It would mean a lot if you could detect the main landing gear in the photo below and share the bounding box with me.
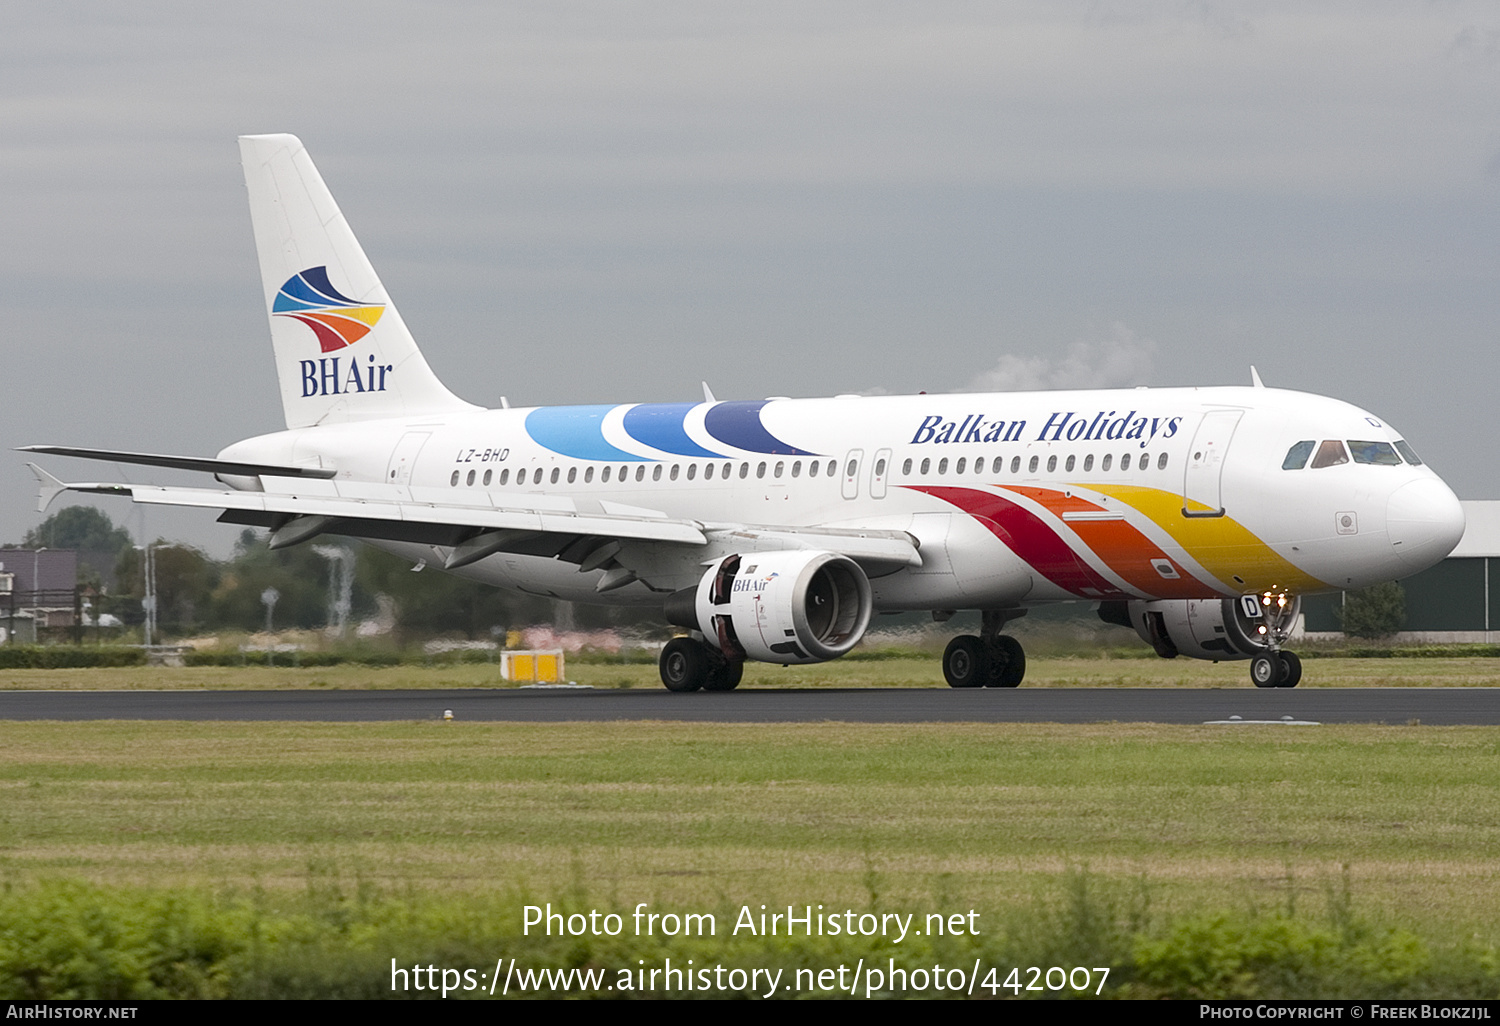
[659,636,743,692]
[943,610,1027,688]
[1250,650,1302,688]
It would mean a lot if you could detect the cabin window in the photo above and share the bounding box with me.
[483,469,492,486]
[1065,455,1075,472]
[809,460,820,478]
[1310,440,1349,469]
[636,465,646,482]
[1101,454,1112,471]
[687,464,697,480]
[955,457,966,474]
[1028,456,1039,473]
[1348,440,1402,466]
[902,458,912,475]
[670,465,680,481]
[1157,453,1168,470]
[827,460,837,477]
[567,467,576,484]
[551,468,561,484]
[499,469,510,485]
[467,469,476,486]
[517,468,527,485]
[722,462,731,478]
[601,466,611,483]
[1120,454,1131,471]
[1394,440,1422,465]
[704,463,714,480]
[450,471,460,486]
[740,463,749,479]
[1083,454,1093,472]
[653,465,663,481]
[921,458,931,475]
[938,458,948,475]
[1011,456,1021,473]
[791,461,801,478]
[875,458,887,477]
[1046,455,1057,473]
[757,462,767,479]
[974,457,985,473]
[1282,440,1314,470]
[772,461,782,478]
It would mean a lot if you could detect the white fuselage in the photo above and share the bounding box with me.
[219,384,1465,610]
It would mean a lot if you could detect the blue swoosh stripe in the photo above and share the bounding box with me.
[525,405,649,462]
[622,403,724,458]
[703,400,818,456]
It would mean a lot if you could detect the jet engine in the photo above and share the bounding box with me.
[1101,595,1302,661]
[664,550,873,664]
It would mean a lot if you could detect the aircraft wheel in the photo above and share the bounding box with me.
[943,635,989,688]
[660,637,710,692]
[703,659,744,692]
[1250,653,1282,688]
[1277,651,1302,688]
[986,634,1026,688]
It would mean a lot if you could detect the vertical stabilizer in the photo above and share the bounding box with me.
[239,134,479,429]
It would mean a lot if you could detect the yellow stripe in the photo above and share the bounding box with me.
[1089,484,1328,594]
[334,305,385,328]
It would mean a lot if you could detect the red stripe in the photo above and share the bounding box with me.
[909,485,1123,597]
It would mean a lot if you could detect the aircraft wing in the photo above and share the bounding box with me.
[26,464,920,577]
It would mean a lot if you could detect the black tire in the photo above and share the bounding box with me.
[1277,651,1302,688]
[660,637,709,692]
[987,634,1026,688]
[943,635,989,688]
[1250,653,1282,688]
[703,659,744,692]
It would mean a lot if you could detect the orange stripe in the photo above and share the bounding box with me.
[1000,486,1212,598]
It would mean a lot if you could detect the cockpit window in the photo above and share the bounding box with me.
[1347,440,1402,466]
[1394,440,1423,466]
[1282,440,1314,470]
[1309,439,1349,469]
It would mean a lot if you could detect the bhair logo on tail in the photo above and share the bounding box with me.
[273,266,385,353]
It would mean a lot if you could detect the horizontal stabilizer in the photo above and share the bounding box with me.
[17,446,337,479]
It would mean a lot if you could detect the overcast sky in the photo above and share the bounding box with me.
[4,1,1497,554]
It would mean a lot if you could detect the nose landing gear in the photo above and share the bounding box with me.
[1247,591,1302,688]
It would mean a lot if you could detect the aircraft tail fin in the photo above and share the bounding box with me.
[238,134,479,430]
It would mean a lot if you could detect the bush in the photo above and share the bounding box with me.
[1336,582,1406,639]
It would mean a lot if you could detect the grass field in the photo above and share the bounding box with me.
[7,654,1500,690]
[3,664,1499,998]
[3,720,1498,928]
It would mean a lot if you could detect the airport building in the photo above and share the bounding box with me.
[1301,500,1500,642]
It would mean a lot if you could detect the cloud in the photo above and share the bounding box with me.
[965,323,1157,393]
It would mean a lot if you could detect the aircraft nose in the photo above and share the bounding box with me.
[1387,478,1465,574]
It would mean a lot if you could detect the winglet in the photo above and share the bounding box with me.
[1250,366,1266,388]
[27,463,69,514]
[702,381,717,402]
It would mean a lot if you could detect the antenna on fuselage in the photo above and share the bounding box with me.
[702,381,717,402]
[1250,366,1266,388]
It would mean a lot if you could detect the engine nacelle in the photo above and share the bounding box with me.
[664,550,873,664]
[1112,595,1302,661]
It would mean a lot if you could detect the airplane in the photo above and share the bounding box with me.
[20,134,1467,691]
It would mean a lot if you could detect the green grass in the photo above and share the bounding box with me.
[2,722,1498,924]
[2,721,1499,998]
[8,655,1500,690]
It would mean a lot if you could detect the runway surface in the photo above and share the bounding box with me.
[3,687,1500,724]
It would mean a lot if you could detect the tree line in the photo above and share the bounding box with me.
[9,505,657,642]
